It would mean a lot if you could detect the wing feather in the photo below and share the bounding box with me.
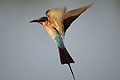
[46,7,66,38]
[63,5,92,33]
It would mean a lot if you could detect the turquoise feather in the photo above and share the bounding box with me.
[54,33,65,49]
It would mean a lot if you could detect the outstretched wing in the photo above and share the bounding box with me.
[46,7,66,39]
[63,5,91,33]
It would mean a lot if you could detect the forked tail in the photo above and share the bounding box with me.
[58,46,75,80]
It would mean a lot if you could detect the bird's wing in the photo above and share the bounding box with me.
[63,5,91,33]
[46,7,66,39]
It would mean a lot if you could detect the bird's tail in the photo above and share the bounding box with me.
[58,46,75,80]
[57,46,75,64]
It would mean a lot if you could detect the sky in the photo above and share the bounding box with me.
[0,0,120,80]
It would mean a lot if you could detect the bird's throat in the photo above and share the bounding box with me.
[40,22,46,28]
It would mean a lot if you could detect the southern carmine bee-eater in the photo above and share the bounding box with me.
[30,5,91,80]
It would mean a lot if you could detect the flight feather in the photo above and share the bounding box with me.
[63,5,91,33]
[46,7,66,38]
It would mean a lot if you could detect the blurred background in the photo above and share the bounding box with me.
[0,0,120,80]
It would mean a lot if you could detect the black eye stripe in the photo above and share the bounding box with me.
[38,17,47,22]
[39,20,46,22]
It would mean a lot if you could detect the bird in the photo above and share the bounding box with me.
[30,5,91,80]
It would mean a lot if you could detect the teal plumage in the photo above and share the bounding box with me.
[54,33,65,49]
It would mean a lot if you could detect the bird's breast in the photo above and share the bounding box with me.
[43,25,57,39]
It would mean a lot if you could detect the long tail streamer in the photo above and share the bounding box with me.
[68,63,75,80]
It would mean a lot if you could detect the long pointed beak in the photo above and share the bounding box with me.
[29,19,39,23]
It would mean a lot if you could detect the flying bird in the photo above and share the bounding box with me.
[30,5,91,80]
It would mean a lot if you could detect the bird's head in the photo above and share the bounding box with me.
[29,17,47,25]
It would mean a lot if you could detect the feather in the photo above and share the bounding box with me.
[63,4,92,33]
[46,7,66,38]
